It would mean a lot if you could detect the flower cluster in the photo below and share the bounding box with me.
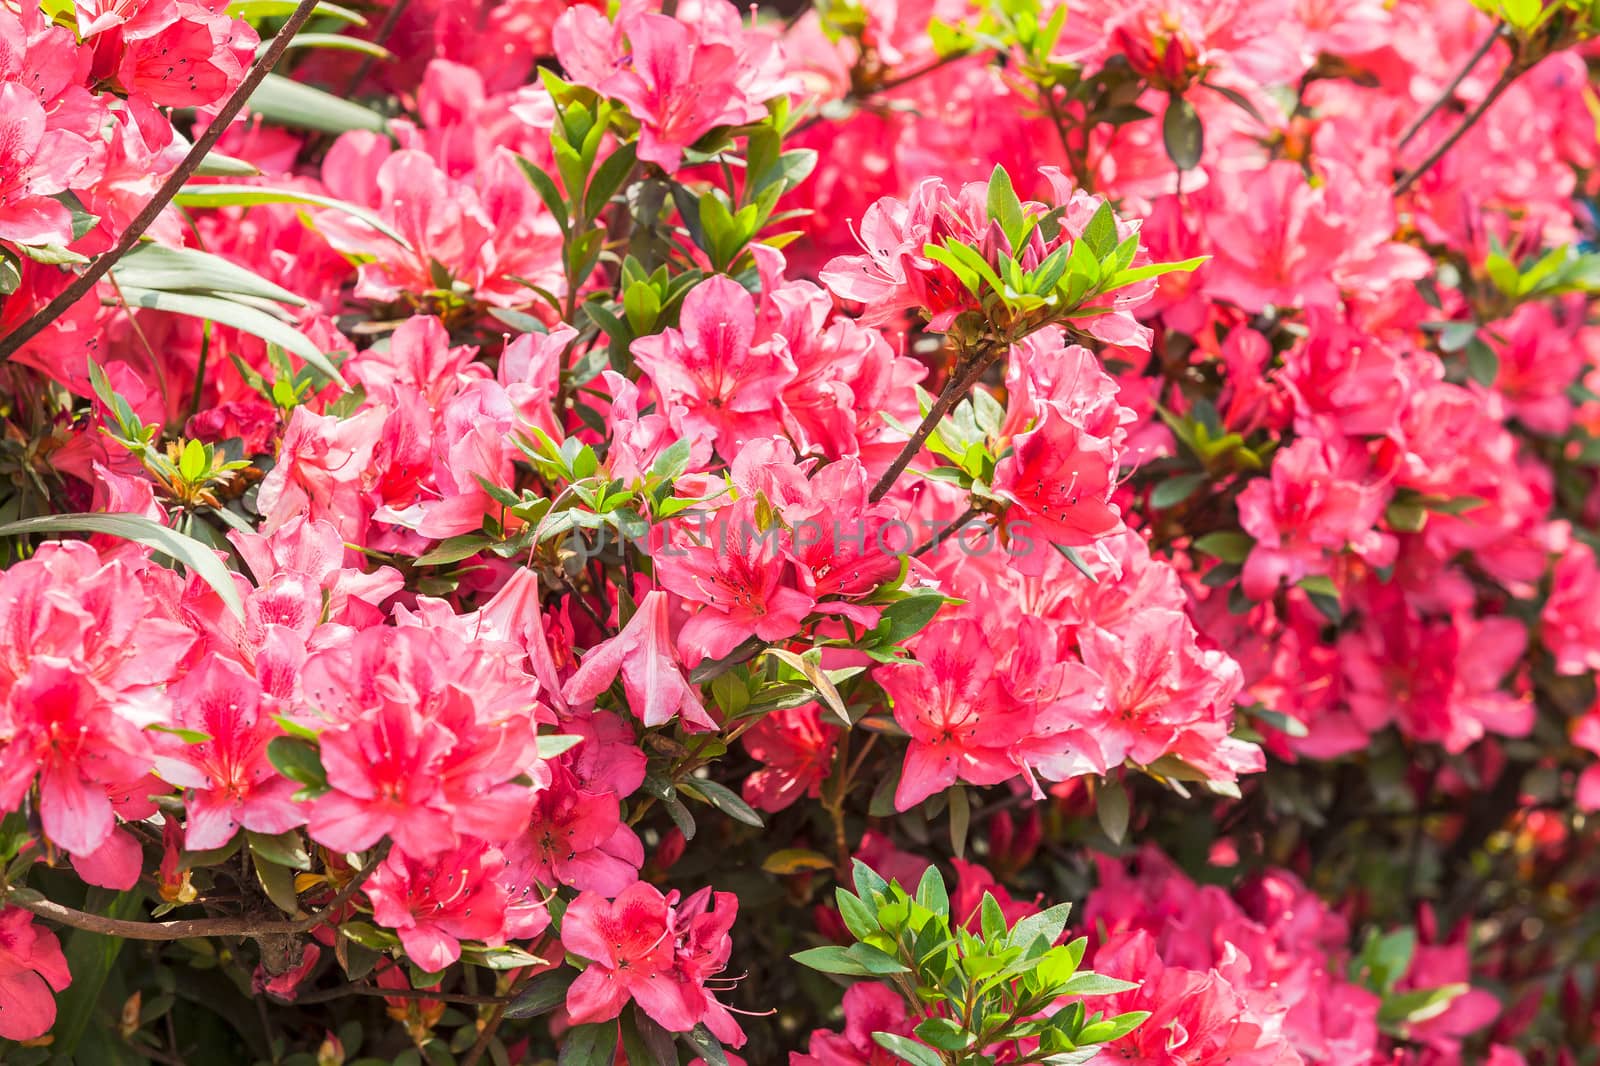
[2,0,1599,1062]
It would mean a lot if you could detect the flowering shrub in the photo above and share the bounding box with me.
[3,0,1600,1063]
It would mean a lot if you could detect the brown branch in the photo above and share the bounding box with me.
[5,841,387,942]
[289,984,515,1007]
[0,0,323,362]
[869,342,1002,503]
[1395,27,1503,149]
[911,505,983,557]
[1393,63,1523,196]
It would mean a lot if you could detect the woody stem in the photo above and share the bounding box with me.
[1393,61,1523,196]
[1396,26,1503,149]
[869,342,1003,504]
[0,0,322,363]
[5,840,386,941]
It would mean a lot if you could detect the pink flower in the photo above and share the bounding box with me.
[160,654,305,851]
[793,981,915,1066]
[502,765,643,895]
[0,82,92,246]
[1237,436,1393,599]
[1076,609,1256,777]
[631,275,797,454]
[1542,541,1600,677]
[0,907,71,1042]
[562,881,691,1029]
[553,3,788,173]
[992,406,1124,551]
[876,619,1028,810]
[656,497,816,663]
[563,589,718,731]
[562,881,744,1043]
[740,701,838,812]
[0,662,156,860]
[364,841,510,971]
[302,626,543,859]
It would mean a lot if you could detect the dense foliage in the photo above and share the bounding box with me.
[3,0,1600,1063]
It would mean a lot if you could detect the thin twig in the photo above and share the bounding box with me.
[869,343,1002,503]
[290,984,516,1006]
[342,0,411,96]
[911,505,983,557]
[6,841,387,941]
[793,52,976,136]
[1393,63,1522,196]
[0,0,323,363]
[1396,27,1503,149]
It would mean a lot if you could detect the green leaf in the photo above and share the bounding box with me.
[682,1024,730,1066]
[1010,902,1072,953]
[517,155,570,231]
[871,1033,944,1066]
[1464,335,1500,386]
[584,142,639,222]
[227,0,366,23]
[559,1022,619,1066]
[985,164,1026,249]
[254,852,302,915]
[1077,1010,1150,1044]
[1060,971,1140,996]
[1379,983,1469,1027]
[1192,531,1253,563]
[1096,777,1130,845]
[913,1017,970,1052]
[1161,94,1204,171]
[248,73,390,134]
[114,286,348,388]
[50,889,145,1056]
[1106,255,1209,288]
[174,184,412,250]
[914,864,950,919]
[1385,498,1427,533]
[836,888,880,940]
[852,857,889,901]
[875,590,949,646]
[0,248,20,296]
[1081,201,1119,259]
[415,534,495,565]
[247,828,311,870]
[535,733,585,759]
[194,150,263,177]
[792,945,878,976]
[682,776,764,828]
[280,32,392,57]
[504,970,577,1019]
[1150,472,1206,509]
[0,513,245,621]
[620,1005,678,1065]
[267,736,329,792]
[112,242,308,306]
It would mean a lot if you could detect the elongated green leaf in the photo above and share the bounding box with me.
[0,513,244,620]
[175,184,412,249]
[115,287,348,388]
[1162,95,1204,171]
[504,970,577,1019]
[871,1033,944,1066]
[112,242,308,306]
[195,150,263,177]
[277,32,392,57]
[227,0,366,23]
[249,73,389,134]
[49,889,145,1056]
